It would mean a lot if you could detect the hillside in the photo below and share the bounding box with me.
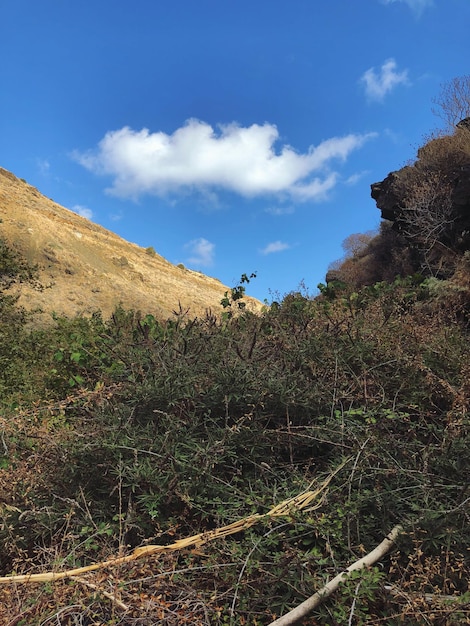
[0,167,261,323]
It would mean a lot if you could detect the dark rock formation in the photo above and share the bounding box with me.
[329,122,470,287]
[371,123,470,252]
[457,116,470,131]
[370,166,416,222]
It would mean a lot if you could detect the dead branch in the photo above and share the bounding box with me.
[0,459,349,585]
[268,524,403,626]
[71,576,129,611]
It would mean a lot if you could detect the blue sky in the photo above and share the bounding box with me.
[1,0,469,303]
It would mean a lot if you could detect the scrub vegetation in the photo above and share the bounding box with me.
[0,87,469,624]
[1,253,469,624]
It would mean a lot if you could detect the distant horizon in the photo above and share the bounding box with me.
[1,0,469,302]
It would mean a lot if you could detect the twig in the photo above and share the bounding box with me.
[346,437,370,551]
[230,522,291,622]
[384,584,470,605]
[348,581,361,626]
[121,562,238,586]
[37,604,84,625]
[71,576,129,611]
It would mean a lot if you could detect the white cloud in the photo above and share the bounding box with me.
[184,237,215,267]
[265,205,295,216]
[345,171,369,185]
[384,128,406,144]
[380,0,434,15]
[71,204,93,220]
[37,158,50,175]
[74,119,376,202]
[260,241,291,255]
[360,58,409,101]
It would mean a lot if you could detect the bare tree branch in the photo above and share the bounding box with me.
[399,171,455,249]
[432,75,470,130]
[267,525,403,626]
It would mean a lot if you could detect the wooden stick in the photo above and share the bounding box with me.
[268,525,403,626]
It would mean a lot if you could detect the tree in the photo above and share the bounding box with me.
[326,230,381,286]
[341,231,376,258]
[432,75,470,130]
[0,236,36,321]
[399,171,455,249]
[0,237,39,399]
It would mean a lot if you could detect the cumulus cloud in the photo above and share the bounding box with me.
[184,237,215,267]
[260,241,291,255]
[72,204,93,220]
[380,0,433,15]
[360,59,409,101]
[74,119,376,202]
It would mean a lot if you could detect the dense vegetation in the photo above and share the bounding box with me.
[0,84,469,624]
[0,244,469,624]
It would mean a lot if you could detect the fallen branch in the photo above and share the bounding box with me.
[268,524,403,626]
[0,459,349,584]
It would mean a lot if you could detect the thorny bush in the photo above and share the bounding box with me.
[0,265,469,623]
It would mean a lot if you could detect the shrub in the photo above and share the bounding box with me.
[0,261,469,623]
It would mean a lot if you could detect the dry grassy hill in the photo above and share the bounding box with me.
[0,167,261,323]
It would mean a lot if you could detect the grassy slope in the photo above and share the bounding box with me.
[0,167,261,324]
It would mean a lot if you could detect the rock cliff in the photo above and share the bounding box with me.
[371,121,470,253]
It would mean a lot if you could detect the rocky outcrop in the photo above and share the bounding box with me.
[457,116,470,131]
[371,123,470,252]
[370,166,416,222]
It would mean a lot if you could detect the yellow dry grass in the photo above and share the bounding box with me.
[0,167,262,324]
